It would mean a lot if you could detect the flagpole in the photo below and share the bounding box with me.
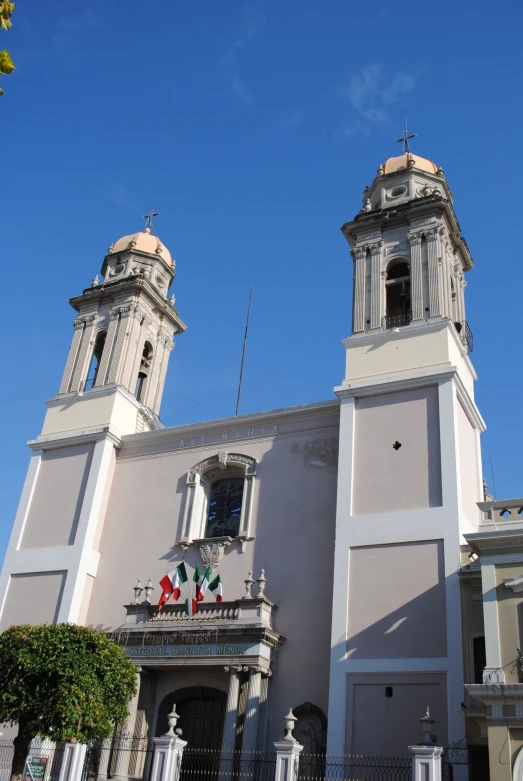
[235,287,253,417]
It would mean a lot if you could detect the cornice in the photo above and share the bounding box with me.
[28,425,122,452]
[119,399,340,451]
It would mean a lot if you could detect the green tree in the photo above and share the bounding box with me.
[0,624,137,781]
[0,1,16,95]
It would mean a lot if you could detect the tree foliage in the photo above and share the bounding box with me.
[0,624,137,781]
[0,1,16,95]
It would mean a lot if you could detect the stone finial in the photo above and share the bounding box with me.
[377,163,384,176]
[282,708,297,742]
[132,578,143,605]
[243,571,254,599]
[436,167,445,176]
[91,275,99,287]
[364,198,372,213]
[421,183,432,197]
[107,243,114,254]
[420,706,436,745]
[143,578,154,604]
[164,706,180,737]
[169,293,176,306]
[256,569,267,598]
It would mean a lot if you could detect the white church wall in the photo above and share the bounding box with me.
[352,386,442,514]
[457,400,482,529]
[0,571,66,630]
[346,540,447,659]
[20,443,94,549]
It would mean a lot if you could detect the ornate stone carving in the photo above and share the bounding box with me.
[407,233,422,246]
[351,248,367,261]
[369,241,383,256]
[196,538,232,571]
[425,229,438,241]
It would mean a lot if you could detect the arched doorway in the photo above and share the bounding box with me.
[156,686,226,749]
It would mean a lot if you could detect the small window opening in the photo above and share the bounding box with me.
[85,331,106,390]
[385,686,393,698]
[205,478,244,539]
[500,509,511,520]
[385,261,411,328]
[135,342,153,402]
[392,441,402,450]
[472,635,486,684]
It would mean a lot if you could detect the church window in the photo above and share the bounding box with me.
[178,452,257,549]
[135,341,153,402]
[472,634,486,684]
[85,331,106,389]
[384,259,411,329]
[205,478,244,538]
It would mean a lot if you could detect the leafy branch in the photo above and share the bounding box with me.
[0,1,16,96]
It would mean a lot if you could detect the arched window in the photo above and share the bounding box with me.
[385,259,411,329]
[205,478,244,538]
[179,452,257,549]
[135,341,153,402]
[85,330,106,389]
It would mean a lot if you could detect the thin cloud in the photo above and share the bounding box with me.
[267,109,304,134]
[222,1,265,103]
[337,63,418,137]
[106,184,142,215]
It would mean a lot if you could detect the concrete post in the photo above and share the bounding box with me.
[408,745,443,781]
[57,742,87,781]
[151,706,187,781]
[220,667,241,752]
[274,709,303,781]
[112,669,142,781]
[96,738,112,781]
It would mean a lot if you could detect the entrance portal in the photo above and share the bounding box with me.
[156,686,227,749]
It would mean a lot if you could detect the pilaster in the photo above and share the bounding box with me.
[426,229,441,317]
[369,242,382,330]
[59,321,84,394]
[352,248,366,334]
[70,315,97,392]
[408,232,423,321]
[95,312,119,387]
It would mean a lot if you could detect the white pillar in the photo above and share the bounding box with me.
[369,243,382,330]
[274,710,303,781]
[112,670,142,781]
[426,230,441,318]
[241,667,262,752]
[221,667,241,752]
[96,738,112,781]
[408,232,423,322]
[481,561,505,682]
[352,248,366,334]
[408,745,443,781]
[151,706,187,781]
[57,742,88,781]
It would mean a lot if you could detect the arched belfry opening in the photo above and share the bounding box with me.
[384,259,411,328]
[86,330,106,389]
[135,341,154,403]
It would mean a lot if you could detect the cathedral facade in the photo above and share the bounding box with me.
[0,149,485,765]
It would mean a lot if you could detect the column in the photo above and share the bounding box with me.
[107,307,134,385]
[426,229,441,317]
[351,248,366,334]
[111,669,142,781]
[95,311,120,387]
[70,316,97,392]
[119,309,143,391]
[152,340,174,415]
[221,667,241,752]
[241,667,262,752]
[59,321,84,394]
[96,739,112,781]
[481,562,505,683]
[408,233,423,321]
[369,242,382,330]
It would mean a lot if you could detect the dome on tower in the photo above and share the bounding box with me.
[383,152,439,175]
[109,228,174,268]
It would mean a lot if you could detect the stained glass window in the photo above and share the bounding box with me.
[205,478,244,538]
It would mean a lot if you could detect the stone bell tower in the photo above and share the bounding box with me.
[45,220,187,439]
[327,145,486,755]
[0,218,186,630]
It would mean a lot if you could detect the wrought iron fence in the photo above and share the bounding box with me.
[383,312,412,330]
[0,739,67,781]
[82,737,154,781]
[180,749,276,781]
[297,753,411,781]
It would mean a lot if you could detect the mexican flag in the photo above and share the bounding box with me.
[209,574,223,602]
[172,563,188,601]
[196,567,211,602]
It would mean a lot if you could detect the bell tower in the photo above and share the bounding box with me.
[44,220,187,439]
[327,145,486,754]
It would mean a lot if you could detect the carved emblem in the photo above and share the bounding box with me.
[196,539,232,571]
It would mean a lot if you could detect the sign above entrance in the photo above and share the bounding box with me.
[123,642,270,660]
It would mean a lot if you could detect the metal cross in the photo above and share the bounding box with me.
[142,210,159,231]
[396,120,416,154]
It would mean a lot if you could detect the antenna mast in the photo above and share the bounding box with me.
[235,287,253,417]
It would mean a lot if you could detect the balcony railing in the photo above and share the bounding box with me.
[383,311,411,330]
[453,320,473,353]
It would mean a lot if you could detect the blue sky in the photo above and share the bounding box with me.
[1,0,522,564]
